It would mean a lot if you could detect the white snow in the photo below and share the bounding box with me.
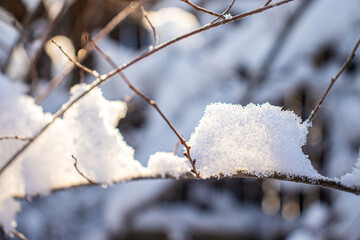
[147,152,189,178]
[340,150,360,188]
[0,75,147,229]
[188,102,320,179]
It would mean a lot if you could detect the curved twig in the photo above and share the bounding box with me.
[72,155,98,185]
[307,38,360,122]
[211,0,236,24]
[182,0,225,20]
[140,2,158,49]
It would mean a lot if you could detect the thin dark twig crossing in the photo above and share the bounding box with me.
[72,155,98,185]
[307,38,360,122]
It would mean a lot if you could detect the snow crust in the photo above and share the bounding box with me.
[188,103,320,179]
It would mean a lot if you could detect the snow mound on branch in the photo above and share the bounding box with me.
[0,76,146,229]
[340,151,360,188]
[188,103,320,179]
[147,152,190,178]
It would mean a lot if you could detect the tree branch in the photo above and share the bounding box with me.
[211,0,235,24]
[35,1,141,104]
[0,135,32,141]
[13,169,360,199]
[307,37,360,122]
[51,40,100,78]
[140,1,158,49]
[264,0,273,7]
[181,0,225,20]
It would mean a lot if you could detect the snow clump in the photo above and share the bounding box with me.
[188,102,321,179]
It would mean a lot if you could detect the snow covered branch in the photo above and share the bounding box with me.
[1,0,360,238]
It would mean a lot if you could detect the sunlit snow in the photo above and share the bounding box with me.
[188,102,321,179]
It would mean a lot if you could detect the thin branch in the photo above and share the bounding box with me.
[255,0,313,83]
[35,1,141,104]
[72,155,98,185]
[13,169,360,199]
[0,7,26,42]
[307,38,360,122]
[26,0,71,94]
[211,0,236,24]
[51,40,100,78]
[86,36,201,178]
[0,0,295,178]
[0,136,32,141]
[11,230,27,240]
[182,0,225,20]
[264,0,273,6]
[140,2,158,49]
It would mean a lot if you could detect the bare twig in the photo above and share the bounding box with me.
[51,40,100,78]
[211,0,236,24]
[182,0,225,20]
[0,0,295,178]
[0,136,32,141]
[255,0,313,83]
[264,0,273,6]
[0,7,26,42]
[86,36,201,178]
[35,1,141,104]
[72,155,98,185]
[140,2,158,49]
[26,0,71,94]
[307,38,360,122]
[11,230,27,240]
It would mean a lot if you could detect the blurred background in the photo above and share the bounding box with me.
[0,0,360,239]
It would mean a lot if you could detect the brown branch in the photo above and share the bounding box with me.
[140,2,158,49]
[13,169,360,199]
[86,36,201,178]
[307,38,360,122]
[51,40,100,78]
[11,229,27,240]
[0,135,32,141]
[0,0,295,178]
[26,0,71,94]
[72,155,98,185]
[255,0,313,83]
[264,0,273,6]
[182,0,225,20]
[35,1,141,104]
[211,0,236,24]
